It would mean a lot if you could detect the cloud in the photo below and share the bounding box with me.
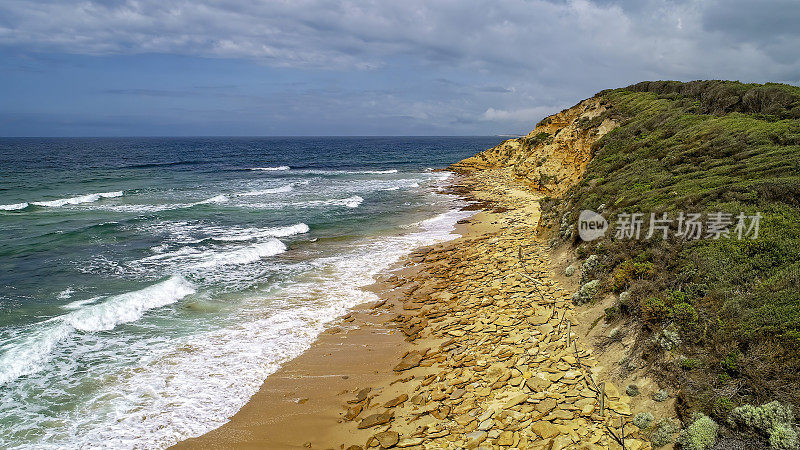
[0,0,795,80]
[1,0,798,135]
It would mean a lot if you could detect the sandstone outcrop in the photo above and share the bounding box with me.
[449,97,618,195]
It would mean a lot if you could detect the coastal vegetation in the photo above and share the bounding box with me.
[538,80,800,446]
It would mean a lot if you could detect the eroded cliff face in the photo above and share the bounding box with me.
[450,97,618,196]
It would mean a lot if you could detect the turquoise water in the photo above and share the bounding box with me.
[0,137,501,449]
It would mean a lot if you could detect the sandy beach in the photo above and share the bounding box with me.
[173,169,655,450]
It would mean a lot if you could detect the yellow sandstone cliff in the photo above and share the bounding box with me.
[450,97,618,196]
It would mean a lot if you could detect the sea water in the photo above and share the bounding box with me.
[0,136,501,449]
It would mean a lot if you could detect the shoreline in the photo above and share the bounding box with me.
[175,171,652,449]
[173,179,479,449]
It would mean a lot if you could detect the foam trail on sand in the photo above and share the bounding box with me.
[51,203,473,449]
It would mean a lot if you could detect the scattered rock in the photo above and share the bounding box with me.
[530,421,560,439]
[393,352,423,372]
[358,411,394,429]
[373,431,399,448]
[383,393,408,408]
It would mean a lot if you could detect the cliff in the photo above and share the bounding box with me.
[450,97,618,195]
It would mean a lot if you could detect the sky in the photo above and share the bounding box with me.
[1,0,799,136]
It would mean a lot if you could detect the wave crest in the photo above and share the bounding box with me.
[0,202,29,211]
[238,184,294,196]
[31,191,124,208]
[198,239,286,267]
[250,166,290,171]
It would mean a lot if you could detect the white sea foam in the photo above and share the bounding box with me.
[57,288,74,300]
[210,223,309,241]
[0,202,29,211]
[32,191,123,207]
[238,184,294,196]
[93,203,187,213]
[349,169,398,174]
[305,195,364,208]
[195,194,229,205]
[197,239,286,267]
[0,276,195,386]
[250,166,290,171]
[245,195,364,210]
[338,195,363,208]
[65,276,195,332]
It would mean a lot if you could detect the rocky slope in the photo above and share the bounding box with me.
[449,97,618,195]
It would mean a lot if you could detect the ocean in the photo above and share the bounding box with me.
[0,136,502,449]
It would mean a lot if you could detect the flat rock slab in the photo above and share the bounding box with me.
[383,393,408,408]
[393,353,423,372]
[358,411,394,429]
[373,431,399,448]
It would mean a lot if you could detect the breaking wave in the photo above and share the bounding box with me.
[32,191,124,207]
[0,276,195,386]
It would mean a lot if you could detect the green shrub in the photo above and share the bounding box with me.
[604,304,620,322]
[670,303,699,330]
[729,401,795,437]
[572,279,600,305]
[611,260,656,292]
[676,413,718,450]
[634,412,655,429]
[713,397,735,418]
[642,297,670,323]
[542,80,800,409]
[651,418,680,447]
[656,324,681,350]
[721,351,741,373]
[681,358,699,370]
[652,389,669,402]
[526,131,553,147]
[580,254,600,284]
[769,424,799,450]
